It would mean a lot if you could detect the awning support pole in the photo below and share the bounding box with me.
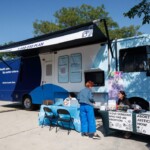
[100,19,114,58]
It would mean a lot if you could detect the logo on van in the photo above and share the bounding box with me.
[82,30,93,38]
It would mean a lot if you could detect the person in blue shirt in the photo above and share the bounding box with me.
[78,81,100,139]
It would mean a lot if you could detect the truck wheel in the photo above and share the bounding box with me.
[23,96,33,110]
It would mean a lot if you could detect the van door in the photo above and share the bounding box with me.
[41,53,54,84]
[43,62,53,84]
[40,53,55,100]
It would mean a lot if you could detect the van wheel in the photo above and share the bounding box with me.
[23,96,33,110]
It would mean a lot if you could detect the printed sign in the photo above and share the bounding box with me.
[136,114,150,135]
[109,111,133,131]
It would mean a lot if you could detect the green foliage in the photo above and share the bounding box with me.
[0,41,14,46]
[0,41,17,60]
[54,7,81,28]
[54,4,114,28]
[124,0,150,24]
[110,25,142,39]
[33,4,142,39]
[33,20,60,36]
[0,52,18,60]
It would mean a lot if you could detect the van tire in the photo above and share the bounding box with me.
[23,96,33,110]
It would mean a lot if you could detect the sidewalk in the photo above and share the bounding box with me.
[0,100,149,150]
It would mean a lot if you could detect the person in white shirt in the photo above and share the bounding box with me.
[63,92,79,107]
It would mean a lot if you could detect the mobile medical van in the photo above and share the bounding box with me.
[0,20,150,110]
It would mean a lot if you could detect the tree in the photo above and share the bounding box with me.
[0,41,14,47]
[111,25,142,39]
[33,20,60,35]
[54,4,118,28]
[33,4,141,39]
[0,41,18,60]
[124,0,150,24]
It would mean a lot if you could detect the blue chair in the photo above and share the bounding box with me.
[56,109,75,134]
[42,107,55,131]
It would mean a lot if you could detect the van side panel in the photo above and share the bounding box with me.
[0,56,41,101]
[0,58,21,100]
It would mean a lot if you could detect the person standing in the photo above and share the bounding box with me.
[78,81,100,139]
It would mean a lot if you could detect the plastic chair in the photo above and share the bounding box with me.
[42,107,55,130]
[56,109,75,134]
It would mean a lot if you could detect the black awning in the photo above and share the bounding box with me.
[0,21,107,56]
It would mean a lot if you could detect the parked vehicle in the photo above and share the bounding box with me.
[0,20,149,110]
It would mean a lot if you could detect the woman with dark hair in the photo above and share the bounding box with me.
[78,81,100,139]
[63,92,79,107]
[117,90,131,139]
[117,91,131,107]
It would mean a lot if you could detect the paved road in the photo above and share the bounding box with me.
[0,101,149,150]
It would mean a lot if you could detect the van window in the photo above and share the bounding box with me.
[84,71,104,86]
[69,53,82,83]
[119,46,147,72]
[46,64,52,76]
[58,55,69,83]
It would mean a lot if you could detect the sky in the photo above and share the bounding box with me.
[0,0,149,45]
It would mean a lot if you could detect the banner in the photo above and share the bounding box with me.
[108,71,124,100]
[136,113,150,135]
[109,111,133,131]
